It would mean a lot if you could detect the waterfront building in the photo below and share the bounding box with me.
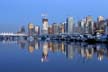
[97,16,105,34]
[78,19,86,34]
[73,26,81,34]
[35,25,40,35]
[42,18,48,34]
[17,26,26,34]
[85,16,94,34]
[64,22,67,34]
[65,17,74,34]
[28,23,35,36]
[105,19,108,34]
[59,23,65,34]
[97,16,104,22]
[97,21,105,34]
[93,22,98,34]
[48,25,53,34]
[78,16,95,34]
[52,23,60,35]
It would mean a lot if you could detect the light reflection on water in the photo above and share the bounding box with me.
[17,40,108,62]
[0,40,108,72]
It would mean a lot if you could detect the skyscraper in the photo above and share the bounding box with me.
[78,19,86,34]
[97,16,104,22]
[42,18,48,34]
[28,23,35,36]
[85,16,94,34]
[105,19,108,34]
[52,23,59,35]
[97,16,105,34]
[35,25,40,35]
[59,23,65,34]
[48,25,53,34]
[17,26,25,34]
[66,17,74,34]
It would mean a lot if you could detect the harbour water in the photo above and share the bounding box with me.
[0,40,108,72]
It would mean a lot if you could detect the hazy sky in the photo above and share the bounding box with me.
[0,0,108,32]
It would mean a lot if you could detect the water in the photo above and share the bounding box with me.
[0,40,108,72]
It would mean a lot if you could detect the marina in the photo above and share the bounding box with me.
[0,33,108,43]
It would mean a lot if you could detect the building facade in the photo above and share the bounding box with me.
[35,25,40,35]
[42,18,48,34]
[85,16,94,34]
[65,17,74,34]
[28,23,35,36]
[52,23,60,35]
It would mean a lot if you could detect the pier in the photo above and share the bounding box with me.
[0,32,28,41]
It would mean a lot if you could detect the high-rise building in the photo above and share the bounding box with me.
[66,17,74,34]
[59,23,65,34]
[52,23,60,34]
[97,16,104,22]
[48,25,53,34]
[97,16,105,34]
[105,19,108,34]
[28,23,35,36]
[35,25,40,35]
[64,22,67,34]
[78,19,86,34]
[93,22,98,34]
[85,16,94,34]
[17,26,26,34]
[42,18,48,34]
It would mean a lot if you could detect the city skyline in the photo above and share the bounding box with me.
[1,15,108,35]
[0,1,108,72]
[0,0,108,32]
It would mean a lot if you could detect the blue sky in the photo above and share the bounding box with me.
[0,0,108,32]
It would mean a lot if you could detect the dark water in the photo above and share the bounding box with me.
[0,40,108,72]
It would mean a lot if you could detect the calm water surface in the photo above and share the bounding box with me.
[0,40,108,72]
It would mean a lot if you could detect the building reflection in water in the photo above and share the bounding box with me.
[18,40,40,53]
[35,41,40,50]
[41,42,48,62]
[28,41,35,53]
[18,40,108,62]
[65,43,74,59]
[17,40,27,49]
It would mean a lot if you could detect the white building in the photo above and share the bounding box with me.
[66,17,74,34]
[42,18,48,34]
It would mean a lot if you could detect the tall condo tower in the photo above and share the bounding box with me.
[42,14,48,34]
